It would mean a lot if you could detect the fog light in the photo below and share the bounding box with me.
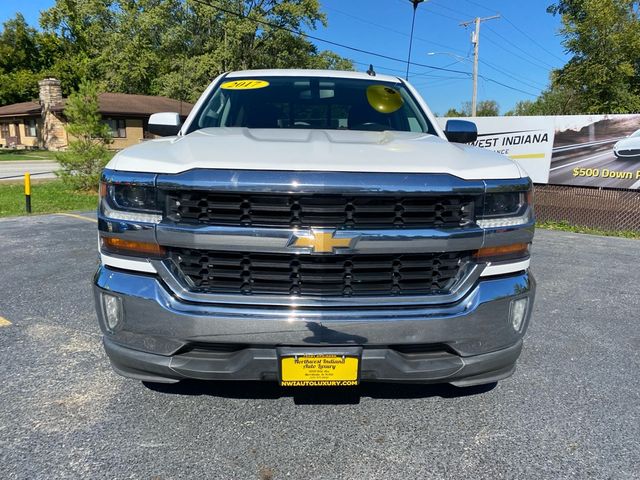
[102,293,123,332]
[510,298,528,332]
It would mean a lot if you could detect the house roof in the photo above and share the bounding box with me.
[0,93,193,118]
[53,93,193,117]
[0,101,41,117]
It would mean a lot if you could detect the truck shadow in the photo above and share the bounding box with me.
[143,380,497,405]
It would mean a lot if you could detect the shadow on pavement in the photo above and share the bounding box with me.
[143,380,497,405]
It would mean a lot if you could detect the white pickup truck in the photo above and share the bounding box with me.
[94,69,535,388]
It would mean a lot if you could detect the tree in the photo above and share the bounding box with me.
[505,80,583,116]
[0,14,43,104]
[0,13,40,73]
[475,100,500,116]
[39,0,116,94]
[56,82,112,191]
[152,0,354,101]
[444,107,464,117]
[0,1,353,106]
[444,100,499,117]
[36,0,353,103]
[547,0,640,113]
[505,101,532,116]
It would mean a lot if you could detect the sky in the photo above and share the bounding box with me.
[0,0,568,115]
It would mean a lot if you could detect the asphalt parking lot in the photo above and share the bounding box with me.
[0,213,638,479]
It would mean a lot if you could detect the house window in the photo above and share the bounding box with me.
[105,118,126,138]
[0,123,9,139]
[24,118,37,137]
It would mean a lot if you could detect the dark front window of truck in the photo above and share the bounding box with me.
[190,76,436,134]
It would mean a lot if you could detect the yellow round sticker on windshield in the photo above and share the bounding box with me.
[221,79,270,90]
[366,85,404,113]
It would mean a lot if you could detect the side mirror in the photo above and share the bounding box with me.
[444,119,478,144]
[148,112,182,137]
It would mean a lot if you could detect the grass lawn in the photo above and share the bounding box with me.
[0,180,98,217]
[536,220,640,239]
[0,149,61,161]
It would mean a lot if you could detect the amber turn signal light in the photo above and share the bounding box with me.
[474,243,529,261]
[100,236,165,257]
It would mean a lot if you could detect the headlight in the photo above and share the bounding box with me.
[483,192,525,217]
[112,184,157,211]
[99,176,162,224]
[477,190,532,228]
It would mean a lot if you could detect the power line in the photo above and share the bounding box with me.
[502,16,566,62]
[423,0,469,21]
[189,0,468,74]
[419,7,463,23]
[326,4,468,55]
[392,0,464,23]
[460,0,566,62]
[484,25,557,69]
[482,76,537,98]
[482,33,554,72]
[351,60,466,80]
[411,77,469,89]
[405,0,548,95]
[188,0,538,97]
[459,0,494,14]
[427,0,557,73]
[410,58,472,78]
[479,58,548,90]
[434,0,566,64]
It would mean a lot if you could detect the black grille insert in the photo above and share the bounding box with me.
[169,249,471,297]
[164,192,475,229]
[616,149,640,156]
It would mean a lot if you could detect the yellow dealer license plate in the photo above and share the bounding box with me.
[280,354,359,387]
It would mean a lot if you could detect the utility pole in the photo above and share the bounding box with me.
[460,15,500,116]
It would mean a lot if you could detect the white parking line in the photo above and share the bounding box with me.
[630,179,640,189]
[549,151,612,172]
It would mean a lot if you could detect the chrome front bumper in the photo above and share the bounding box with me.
[93,265,535,386]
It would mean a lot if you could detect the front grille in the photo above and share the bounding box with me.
[163,191,475,229]
[169,249,471,297]
[616,149,640,156]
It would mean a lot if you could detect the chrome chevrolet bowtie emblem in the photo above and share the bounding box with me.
[289,230,356,253]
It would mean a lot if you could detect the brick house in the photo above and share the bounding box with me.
[0,78,192,150]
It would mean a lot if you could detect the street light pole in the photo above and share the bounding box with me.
[460,14,500,116]
[406,0,425,81]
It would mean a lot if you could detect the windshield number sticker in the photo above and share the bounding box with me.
[221,80,270,90]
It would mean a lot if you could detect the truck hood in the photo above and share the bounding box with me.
[107,128,523,180]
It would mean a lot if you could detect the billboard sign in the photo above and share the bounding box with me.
[436,116,554,183]
[437,114,640,189]
[548,114,640,189]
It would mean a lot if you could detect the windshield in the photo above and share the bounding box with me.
[188,76,435,134]
[630,129,640,138]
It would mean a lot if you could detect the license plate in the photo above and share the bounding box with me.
[280,354,359,387]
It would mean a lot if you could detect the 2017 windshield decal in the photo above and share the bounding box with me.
[220,79,270,90]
